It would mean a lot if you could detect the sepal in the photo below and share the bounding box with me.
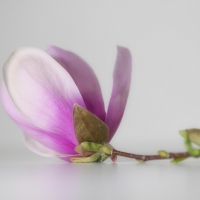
[70,153,102,163]
[72,142,114,163]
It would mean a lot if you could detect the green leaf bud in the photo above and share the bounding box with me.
[81,141,103,152]
[171,157,187,164]
[158,150,169,158]
[99,146,112,155]
[179,129,200,156]
[182,129,200,146]
[136,159,145,163]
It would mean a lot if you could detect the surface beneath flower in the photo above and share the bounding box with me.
[1,148,200,200]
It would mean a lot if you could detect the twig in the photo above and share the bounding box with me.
[112,149,193,162]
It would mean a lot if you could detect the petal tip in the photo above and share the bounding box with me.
[45,45,57,53]
[117,45,130,53]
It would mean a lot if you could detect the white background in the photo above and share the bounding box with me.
[1,1,200,199]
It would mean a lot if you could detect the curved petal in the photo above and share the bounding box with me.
[1,84,27,127]
[46,46,106,121]
[1,84,77,155]
[22,133,74,157]
[3,47,86,144]
[20,126,77,155]
[106,46,132,141]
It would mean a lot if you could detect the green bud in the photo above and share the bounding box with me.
[179,130,187,137]
[171,157,187,164]
[99,146,112,155]
[136,159,145,163]
[81,141,103,152]
[183,129,200,146]
[70,152,101,163]
[179,129,200,156]
[158,150,169,158]
[72,142,114,163]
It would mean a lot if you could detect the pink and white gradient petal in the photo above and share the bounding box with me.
[1,84,77,155]
[22,133,74,157]
[106,46,132,141]
[3,47,86,144]
[46,46,106,121]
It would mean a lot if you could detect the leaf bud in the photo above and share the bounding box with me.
[81,141,103,152]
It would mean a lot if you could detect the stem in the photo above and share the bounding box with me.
[112,149,193,162]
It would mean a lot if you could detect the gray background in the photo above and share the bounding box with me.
[1,1,200,199]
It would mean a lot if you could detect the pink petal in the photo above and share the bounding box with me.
[1,84,76,155]
[22,133,74,157]
[106,46,132,141]
[20,126,76,155]
[46,46,106,121]
[3,47,86,144]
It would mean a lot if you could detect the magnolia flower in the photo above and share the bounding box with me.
[1,46,132,162]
